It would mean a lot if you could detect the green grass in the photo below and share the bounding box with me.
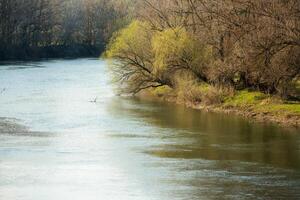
[224,90,300,115]
[225,90,267,106]
[264,103,300,114]
[197,83,211,93]
[151,85,173,97]
[150,85,300,117]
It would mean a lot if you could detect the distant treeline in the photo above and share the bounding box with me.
[0,0,133,60]
[106,0,300,98]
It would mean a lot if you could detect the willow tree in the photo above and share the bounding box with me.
[106,21,213,94]
[106,20,166,94]
[152,27,212,82]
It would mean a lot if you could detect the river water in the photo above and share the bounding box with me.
[0,59,299,200]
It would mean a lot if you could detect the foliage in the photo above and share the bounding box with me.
[105,21,161,94]
[173,71,202,103]
[106,0,299,103]
[151,86,173,97]
[135,0,300,98]
[106,23,214,94]
[173,71,224,105]
[224,90,268,107]
[152,28,212,80]
[106,20,153,61]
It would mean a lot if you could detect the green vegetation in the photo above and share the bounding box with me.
[223,90,300,122]
[152,28,212,78]
[150,86,300,125]
[104,0,300,125]
[224,91,268,107]
[150,86,173,97]
[224,90,300,114]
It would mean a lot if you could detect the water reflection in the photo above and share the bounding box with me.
[108,97,300,169]
[0,59,299,200]
[107,97,300,199]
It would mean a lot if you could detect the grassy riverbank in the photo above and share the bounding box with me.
[104,2,300,128]
[143,85,300,128]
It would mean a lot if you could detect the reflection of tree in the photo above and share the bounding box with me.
[108,97,300,169]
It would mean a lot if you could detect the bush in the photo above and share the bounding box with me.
[173,71,202,103]
[173,71,224,105]
[201,87,223,105]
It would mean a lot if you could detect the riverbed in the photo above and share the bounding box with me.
[0,59,299,200]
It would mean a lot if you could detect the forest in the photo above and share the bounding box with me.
[106,0,300,100]
[0,0,133,60]
[1,0,299,101]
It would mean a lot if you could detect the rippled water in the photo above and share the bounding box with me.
[0,59,299,200]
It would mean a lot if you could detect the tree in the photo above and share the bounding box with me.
[0,0,132,60]
[138,0,300,97]
[152,27,212,82]
[106,20,167,94]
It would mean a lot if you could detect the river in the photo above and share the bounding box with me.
[0,58,299,200]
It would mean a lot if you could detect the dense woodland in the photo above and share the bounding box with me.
[0,0,133,60]
[1,0,299,99]
[106,0,300,99]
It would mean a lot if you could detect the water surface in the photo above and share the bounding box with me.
[0,59,299,200]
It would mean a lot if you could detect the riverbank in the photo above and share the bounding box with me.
[0,44,103,61]
[140,86,300,128]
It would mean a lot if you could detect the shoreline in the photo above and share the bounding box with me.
[139,90,300,129]
[168,98,300,128]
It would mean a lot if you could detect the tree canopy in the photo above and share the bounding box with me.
[106,0,300,98]
[0,0,133,60]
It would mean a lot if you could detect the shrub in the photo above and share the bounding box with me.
[173,71,202,103]
[200,86,224,105]
[173,71,224,105]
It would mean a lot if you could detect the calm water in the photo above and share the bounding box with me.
[0,59,299,200]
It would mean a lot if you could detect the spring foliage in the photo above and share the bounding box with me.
[152,28,212,78]
[106,21,212,94]
[106,0,299,100]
